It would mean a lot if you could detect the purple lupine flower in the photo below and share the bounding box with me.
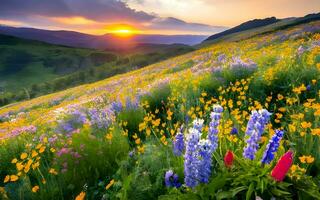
[261,130,284,164]
[173,129,185,156]
[110,101,123,113]
[192,118,204,132]
[129,150,135,158]
[243,130,260,160]
[306,84,311,91]
[259,109,272,127]
[217,54,226,63]
[87,107,113,130]
[230,56,257,72]
[197,139,213,183]
[184,128,201,188]
[125,97,139,110]
[165,170,181,188]
[57,109,86,134]
[243,109,271,160]
[208,104,223,151]
[4,125,37,139]
[230,127,238,135]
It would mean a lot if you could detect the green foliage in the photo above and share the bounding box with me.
[111,140,183,200]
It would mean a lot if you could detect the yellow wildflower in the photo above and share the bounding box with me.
[299,155,315,164]
[106,133,113,141]
[39,146,46,153]
[311,128,320,136]
[10,175,19,182]
[32,185,39,193]
[106,179,115,190]
[3,175,10,183]
[49,168,58,175]
[31,150,38,158]
[301,121,311,129]
[20,153,28,160]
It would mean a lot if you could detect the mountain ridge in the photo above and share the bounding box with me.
[203,13,320,44]
[0,26,208,49]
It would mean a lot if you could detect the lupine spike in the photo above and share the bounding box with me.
[261,129,284,164]
[184,128,201,187]
[243,109,271,160]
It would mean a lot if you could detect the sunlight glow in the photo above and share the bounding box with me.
[106,24,141,36]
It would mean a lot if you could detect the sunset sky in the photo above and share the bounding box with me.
[0,0,319,35]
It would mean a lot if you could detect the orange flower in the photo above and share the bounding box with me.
[75,191,86,200]
[10,175,19,182]
[301,121,311,129]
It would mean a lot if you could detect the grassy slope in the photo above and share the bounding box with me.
[0,34,106,91]
[0,20,319,114]
[199,14,320,47]
[0,34,194,105]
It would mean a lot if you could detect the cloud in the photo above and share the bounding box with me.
[148,17,226,34]
[0,0,154,22]
[0,0,226,35]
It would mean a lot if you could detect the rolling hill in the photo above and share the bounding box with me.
[0,34,194,106]
[0,26,208,49]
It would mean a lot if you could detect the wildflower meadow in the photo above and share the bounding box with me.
[0,20,320,200]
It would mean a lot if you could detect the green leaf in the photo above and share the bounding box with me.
[246,183,254,200]
[207,174,227,196]
[216,186,247,200]
[297,188,320,200]
[271,188,291,196]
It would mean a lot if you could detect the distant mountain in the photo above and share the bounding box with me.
[204,17,279,42]
[203,13,320,43]
[0,26,207,49]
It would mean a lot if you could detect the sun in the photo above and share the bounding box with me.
[106,24,140,37]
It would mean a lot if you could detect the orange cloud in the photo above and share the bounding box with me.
[50,16,98,25]
[0,19,23,26]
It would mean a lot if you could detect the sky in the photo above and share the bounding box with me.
[0,0,319,35]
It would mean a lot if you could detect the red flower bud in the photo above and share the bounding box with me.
[224,150,234,168]
[271,151,293,182]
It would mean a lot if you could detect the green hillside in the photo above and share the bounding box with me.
[0,34,193,106]
[200,13,320,47]
[0,34,116,91]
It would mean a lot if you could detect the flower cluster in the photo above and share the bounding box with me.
[87,107,114,130]
[243,109,271,160]
[261,129,284,164]
[197,139,213,183]
[184,127,201,187]
[56,108,86,134]
[3,125,37,139]
[173,128,185,156]
[208,104,223,151]
[183,105,223,187]
[230,56,257,72]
